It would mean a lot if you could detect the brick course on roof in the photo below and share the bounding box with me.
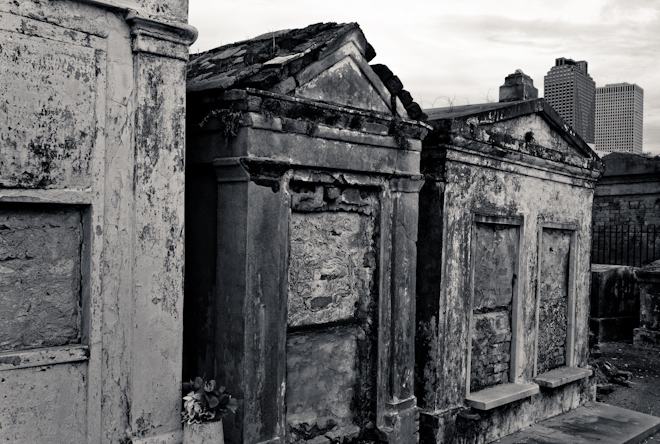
[187,22,426,121]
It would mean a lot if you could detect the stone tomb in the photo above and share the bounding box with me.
[184,23,428,444]
[0,1,196,443]
[416,96,602,443]
[634,260,660,349]
[590,264,640,342]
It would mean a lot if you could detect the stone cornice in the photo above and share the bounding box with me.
[75,0,140,11]
[443,144,601,188]
[74,0,198,60]
[126,11,198,60]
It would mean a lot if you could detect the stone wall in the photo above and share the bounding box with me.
[593,153,660,226]
[593,153,660,266]
[590,265,639,341]
[593,195,660,227]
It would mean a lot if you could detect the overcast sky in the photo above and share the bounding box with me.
[189,0,660,155]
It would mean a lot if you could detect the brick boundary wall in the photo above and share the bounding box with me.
[593,153,660,266]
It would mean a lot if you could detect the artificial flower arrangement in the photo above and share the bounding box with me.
[182,376,238,424]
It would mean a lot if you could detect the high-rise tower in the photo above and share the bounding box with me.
[595,83,644,154]
[544,57,596,143]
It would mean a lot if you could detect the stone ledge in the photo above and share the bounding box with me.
[131,430,183,444]
[465,382,539,411]
[0,345,89,371]
[534,367,593,388]
[0,189,93,204]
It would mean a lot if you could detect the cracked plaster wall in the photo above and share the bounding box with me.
[0,362,88,443]
[0,27,95,189]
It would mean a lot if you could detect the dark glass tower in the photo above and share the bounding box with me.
[544,58,596,144]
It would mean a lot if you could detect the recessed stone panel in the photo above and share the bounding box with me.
[0,362,87,442]
[288,211,375,327]
[471,223,517,392]
[473,223,518,310]
[285,327,363,442]
[0,205,82,352]
[0,29,96,189]
[538,228,571,374]
[295,56,391,114]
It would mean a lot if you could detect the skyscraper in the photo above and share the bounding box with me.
[544,58,596,144]
[595,83,644,154]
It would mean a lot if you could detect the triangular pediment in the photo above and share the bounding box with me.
[427,99,599,163]
[295,56,392,114]
[485,113,587,158]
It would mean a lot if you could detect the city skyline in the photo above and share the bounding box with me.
[189,0,660,154]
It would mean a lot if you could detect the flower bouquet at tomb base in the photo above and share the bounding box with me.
[182,377,239,444]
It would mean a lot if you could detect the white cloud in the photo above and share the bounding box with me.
[189,0,660,154]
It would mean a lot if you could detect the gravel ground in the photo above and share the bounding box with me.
[597,341,660,443]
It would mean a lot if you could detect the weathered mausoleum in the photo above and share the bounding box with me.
[416,73,603,443]
[185,23,428,444]
[1,0,196,442]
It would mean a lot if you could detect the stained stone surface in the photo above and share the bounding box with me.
[0,29,96,189]
[285,185,379,443]
[285,327,361,438]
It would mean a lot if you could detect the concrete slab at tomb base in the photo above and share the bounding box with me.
[493,402,660,444]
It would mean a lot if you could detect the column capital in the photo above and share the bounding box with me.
[74,0,198,59]
[214,158,291,191]
[126,11,198,60]
[389,175,424,193]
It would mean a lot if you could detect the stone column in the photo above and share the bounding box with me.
[379,177,423,442]
[213,159,289,444]
[125,14,197,443]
